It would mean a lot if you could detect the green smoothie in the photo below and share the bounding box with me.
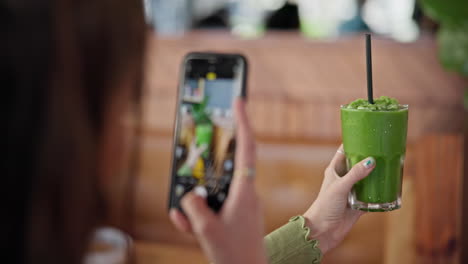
[196,123,213,159]
[341,96,408,212]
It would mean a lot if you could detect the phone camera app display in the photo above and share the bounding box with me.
[173,58,240,210]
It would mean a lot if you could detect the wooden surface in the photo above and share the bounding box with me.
[133,133,418,264]
[143,30,466,142]
[462,112,468,264]
[384,179,415,264]
[120,30,467,264]
[135,241,207,264]
[414,134,464,263]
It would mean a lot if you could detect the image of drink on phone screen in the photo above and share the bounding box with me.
[168,53,248,212]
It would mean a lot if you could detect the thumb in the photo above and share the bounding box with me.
[169,208,192,233]
[180,189,220,238]
[338,157,375,193]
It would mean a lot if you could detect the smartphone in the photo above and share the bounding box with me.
[168,52,248,212]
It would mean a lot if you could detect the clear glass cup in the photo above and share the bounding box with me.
[341,104,409,212]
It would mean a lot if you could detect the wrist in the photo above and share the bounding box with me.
[303,208,329,254]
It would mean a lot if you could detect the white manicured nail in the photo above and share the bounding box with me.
[363,157,376,169]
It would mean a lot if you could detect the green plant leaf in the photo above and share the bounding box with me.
[437,21,468,76]
[419,0,468,24]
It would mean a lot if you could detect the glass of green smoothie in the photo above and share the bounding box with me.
[341,96,408,212]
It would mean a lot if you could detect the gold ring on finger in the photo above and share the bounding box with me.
[234,168,256,180]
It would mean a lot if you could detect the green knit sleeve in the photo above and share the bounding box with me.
[264,216,322,264]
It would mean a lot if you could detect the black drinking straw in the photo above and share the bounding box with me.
[366,34,374,104]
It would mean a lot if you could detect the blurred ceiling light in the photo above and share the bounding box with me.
[232,23,263,39]
[193,0,228,20]
[297,0,358,39]
[143,0,152,24]
[362,0,419,42]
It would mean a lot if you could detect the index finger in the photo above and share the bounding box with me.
[225,99,257,204]
[330,144,347,176]
[233,98,256,172]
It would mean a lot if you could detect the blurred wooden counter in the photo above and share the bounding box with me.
[132,134,417,264]
[117,30,467,264]
[135,241,207,264]
[143,30,466,142]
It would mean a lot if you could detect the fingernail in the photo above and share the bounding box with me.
[194,186,207,198]
[363,157,375,169]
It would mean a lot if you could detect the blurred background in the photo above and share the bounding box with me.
[107,0,467,263]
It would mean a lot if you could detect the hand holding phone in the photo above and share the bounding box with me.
[170,99,268,264]
[168,52,248,212]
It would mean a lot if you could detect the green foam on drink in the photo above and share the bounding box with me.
[346,96,401,111]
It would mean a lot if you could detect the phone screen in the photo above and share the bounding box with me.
[169,54,246,212]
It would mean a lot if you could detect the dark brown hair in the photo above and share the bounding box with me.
[2,0,146,263]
